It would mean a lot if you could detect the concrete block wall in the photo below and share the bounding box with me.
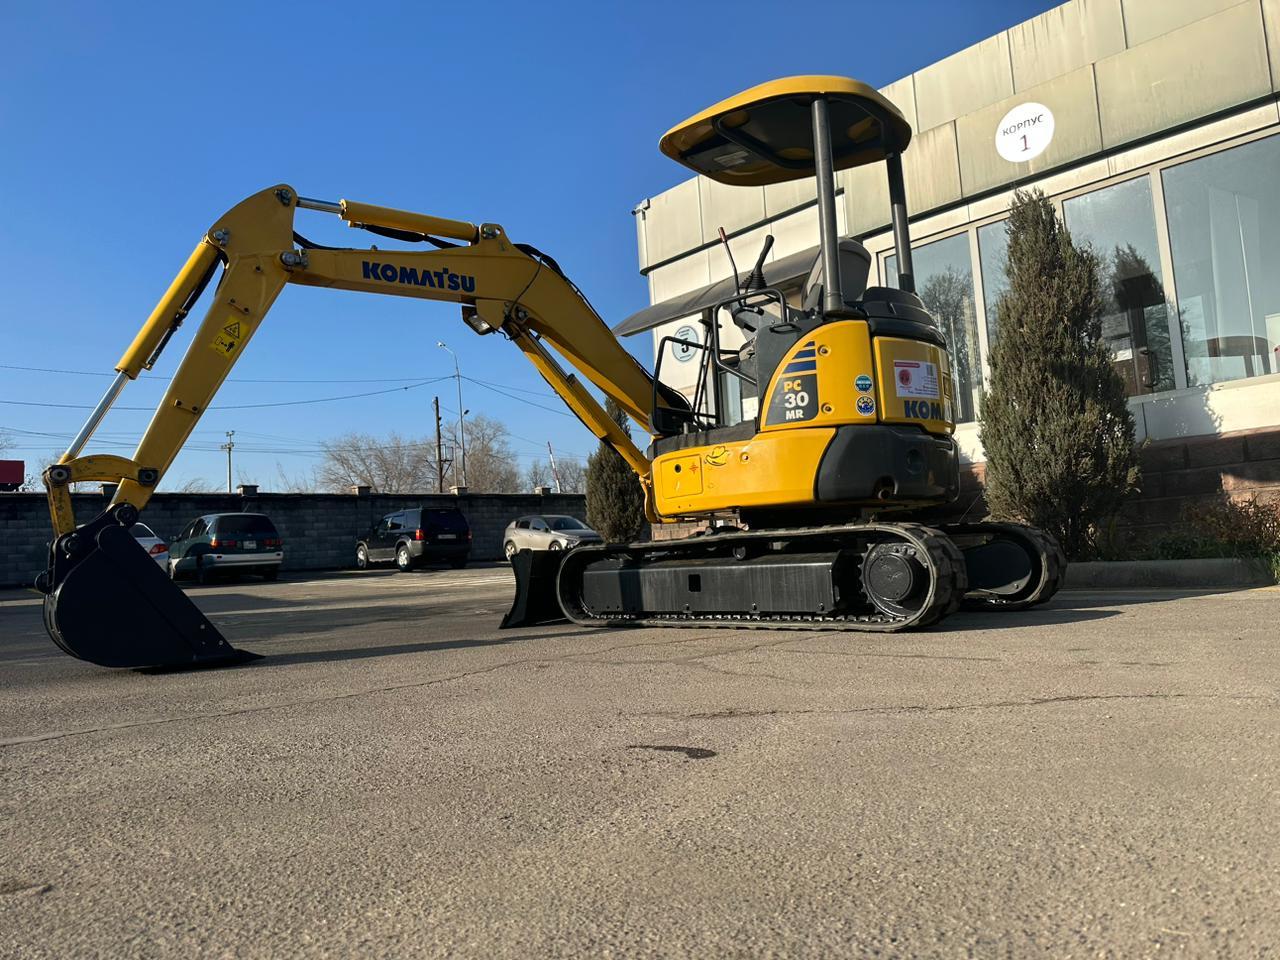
[1117,426,1280,543]
[0,491,586,588]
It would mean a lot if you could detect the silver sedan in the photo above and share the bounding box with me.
[503,515,602,559]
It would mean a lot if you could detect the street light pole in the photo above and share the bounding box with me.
[220,430,235,493]
[436,341,467,487]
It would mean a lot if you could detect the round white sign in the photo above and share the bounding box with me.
[995,102,1055,163]
[672,324,700,362]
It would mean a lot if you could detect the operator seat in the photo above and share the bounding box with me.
[733,237,874,411]
[800,238,872,311]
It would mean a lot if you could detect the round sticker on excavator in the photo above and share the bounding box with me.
[856,395,875,416]
[855,374,873,392]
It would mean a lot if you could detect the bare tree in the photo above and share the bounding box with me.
[556,457,586,493]
[0,430,12,457]
[525,458,553,491]
[171,476,216,493]
[445,414,520,492]
[318,432,437,493]
[273,462,316,493]
[524,455,586,493]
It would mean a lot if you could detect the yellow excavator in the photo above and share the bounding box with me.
[37,76,1063,669]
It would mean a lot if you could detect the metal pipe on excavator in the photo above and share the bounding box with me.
[810,97,845,315]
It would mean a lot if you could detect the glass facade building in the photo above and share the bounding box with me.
[874,132,1280,406]
[632,0,1280,462]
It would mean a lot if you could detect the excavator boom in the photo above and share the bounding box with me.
[39,185,688,668]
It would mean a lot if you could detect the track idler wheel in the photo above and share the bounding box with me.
[941,522,1066,610]
[40,504,252,669]
[861,542,930,619]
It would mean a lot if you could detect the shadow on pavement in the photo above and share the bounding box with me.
[226,623,621,669]
[248,633,523,668]
[1046,584,1269,608]
[189,593,320,611]
[942,605,1120,632]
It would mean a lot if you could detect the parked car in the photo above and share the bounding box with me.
[130,522,169,570]
[168,513,284,584]
[503,515,602,559]
[356,507,471,572]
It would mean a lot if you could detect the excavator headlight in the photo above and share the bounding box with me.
[462,308,494,336]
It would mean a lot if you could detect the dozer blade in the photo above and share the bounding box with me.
[501,549,567,628]
[43,522,251,669]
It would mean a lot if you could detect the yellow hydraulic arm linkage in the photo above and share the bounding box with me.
[38,185,690,669]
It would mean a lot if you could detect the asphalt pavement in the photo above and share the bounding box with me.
[2,568,1279,958]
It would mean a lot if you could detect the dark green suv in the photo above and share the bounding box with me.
[356,507,471,572]
[168,513,284,584]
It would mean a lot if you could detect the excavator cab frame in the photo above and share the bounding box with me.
[660,75,919,305]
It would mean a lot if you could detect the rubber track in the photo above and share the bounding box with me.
[941,522,1067,611]
[557,522,968,633]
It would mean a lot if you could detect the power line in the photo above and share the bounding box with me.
[0,363,459,386]
[462,376,573,417]
[2,424,588,461]
[0,362,567,398]
[0,378,451,412]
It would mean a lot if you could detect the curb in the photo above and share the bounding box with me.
[1063,558,1276,590]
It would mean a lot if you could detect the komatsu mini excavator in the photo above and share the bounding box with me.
[37,76,1063,669]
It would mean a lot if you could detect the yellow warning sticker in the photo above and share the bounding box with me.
[210,318,245,357]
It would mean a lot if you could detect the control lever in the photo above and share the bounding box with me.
[730,234,778,335]
[743,234,774,292]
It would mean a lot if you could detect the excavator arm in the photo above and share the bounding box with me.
[39,184,689,668]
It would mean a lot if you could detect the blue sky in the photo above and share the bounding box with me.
[0,0,1057,489]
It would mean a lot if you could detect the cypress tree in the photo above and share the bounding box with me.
[979,189,1139,559]
[586,398,646,542]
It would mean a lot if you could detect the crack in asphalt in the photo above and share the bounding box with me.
[630,692,1276,722]
[777,648,1003,663]
[0,657,560,747]
[0,635,808,747]
[6,616,1273,748]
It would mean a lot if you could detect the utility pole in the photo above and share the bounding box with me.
[436,341,467,486]
[220,430,235,493]
[546,441,562,493]
[433,396,445,493]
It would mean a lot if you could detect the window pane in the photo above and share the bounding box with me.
[1063,176,1175,394]
[213,515,277,535]
[977,220,1009,345]
[885,233,981,423]
[1163,134,1280,386]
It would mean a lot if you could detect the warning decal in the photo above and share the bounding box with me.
[893,360,940,399]
[211,318,246,357]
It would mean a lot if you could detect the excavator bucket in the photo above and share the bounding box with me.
[501,549,567,628]
[41,510,252,669]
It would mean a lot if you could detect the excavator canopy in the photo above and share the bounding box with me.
[659,75,912,187]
